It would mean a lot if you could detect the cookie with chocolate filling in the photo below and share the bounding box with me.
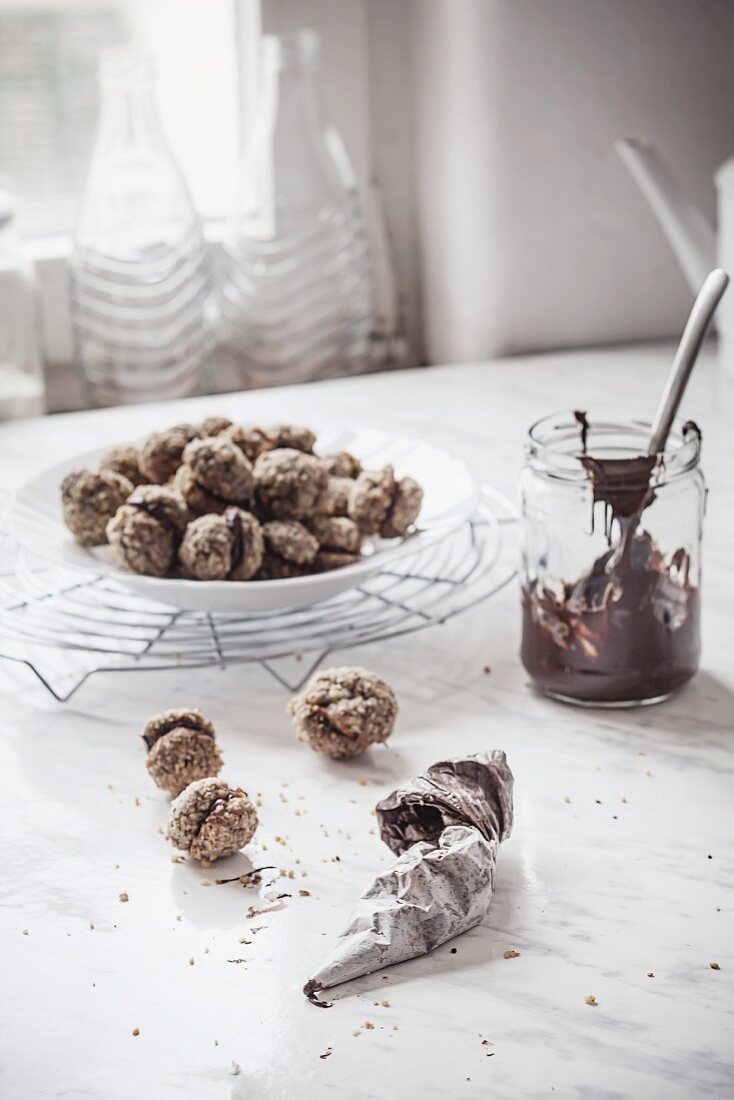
[139,423,201,484]
[142,707,222,796]
[106,485,188,576]
[61,468,133,546]
[179,507,264,581]
[287,666,398,759]
[167,777,258,864]
[254,448,327,520]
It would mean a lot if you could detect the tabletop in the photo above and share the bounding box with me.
[1,343,732,1100]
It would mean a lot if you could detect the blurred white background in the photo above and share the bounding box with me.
[2,0,734,408]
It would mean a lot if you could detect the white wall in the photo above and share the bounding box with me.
[412,0,734,362]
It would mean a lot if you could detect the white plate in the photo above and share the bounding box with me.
[12,427,479,613]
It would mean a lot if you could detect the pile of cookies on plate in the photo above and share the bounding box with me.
[60,417,423,582]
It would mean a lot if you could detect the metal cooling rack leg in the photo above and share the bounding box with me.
[259,649,333,693]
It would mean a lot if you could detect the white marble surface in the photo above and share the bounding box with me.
[1,344,733,1100]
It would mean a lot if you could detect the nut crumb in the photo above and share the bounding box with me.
[352,1030,361,1037]
[584,995,598,1006]
[563,796,571,804]
[200,879,211,886]
[188,957,195,966]
[299,889,311,897]
[647,972,655,977]
[89,923,95,930]
[119,892,129,903]
[132,1028,140,1037]
[381,999,390,1007]
[22,929,29,935]
[503,950,520,959]
[171,855,185,864]
[710,962,721,970]
[362,1021,374,1030]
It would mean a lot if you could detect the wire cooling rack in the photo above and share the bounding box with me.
[0,487,517,702]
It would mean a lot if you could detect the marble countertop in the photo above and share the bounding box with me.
[1,344,732,1100]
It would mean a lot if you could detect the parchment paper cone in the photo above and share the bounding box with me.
[303,750,514,1006]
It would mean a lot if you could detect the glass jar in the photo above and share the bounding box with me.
[0,193,45,421]
[519,410,706,707]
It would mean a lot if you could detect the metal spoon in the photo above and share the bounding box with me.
[647,267,729,456]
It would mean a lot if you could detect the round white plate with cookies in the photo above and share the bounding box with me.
[12,427,479,613]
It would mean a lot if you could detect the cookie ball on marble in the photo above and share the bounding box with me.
[254,448,328,520]
[106,485,188,576]
[262,520,319,565]
[142,707,223,797]
[181,436,254,504]
[348,466,397,535]
[287,666,398,760]
[198,415,233,438]
[167,777,258,864]
[380,476,423,539]
[320,451,362,479]
[61,468,133,547]
[179,508,264,581]
[306,515,362,554]
[139,423,201,484]
[99,445,145,487]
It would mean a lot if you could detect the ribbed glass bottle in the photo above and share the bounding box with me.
[221,30,373,387]
[70,48,217,406]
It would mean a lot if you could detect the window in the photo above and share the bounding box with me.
[0,0,247,238]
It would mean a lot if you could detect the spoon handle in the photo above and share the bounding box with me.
[647,268,729,456]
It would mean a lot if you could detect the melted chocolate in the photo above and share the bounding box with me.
[521,419,700,704]
[127,496,180,536]
[225,507,244,571]
[574,410,590,453]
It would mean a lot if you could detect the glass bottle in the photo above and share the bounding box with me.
[519,410,705,707]
[221,29,373,387]
[0,193,45,420]
[70,48,217,406]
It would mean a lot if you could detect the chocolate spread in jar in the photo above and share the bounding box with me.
[521,415,700,704]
